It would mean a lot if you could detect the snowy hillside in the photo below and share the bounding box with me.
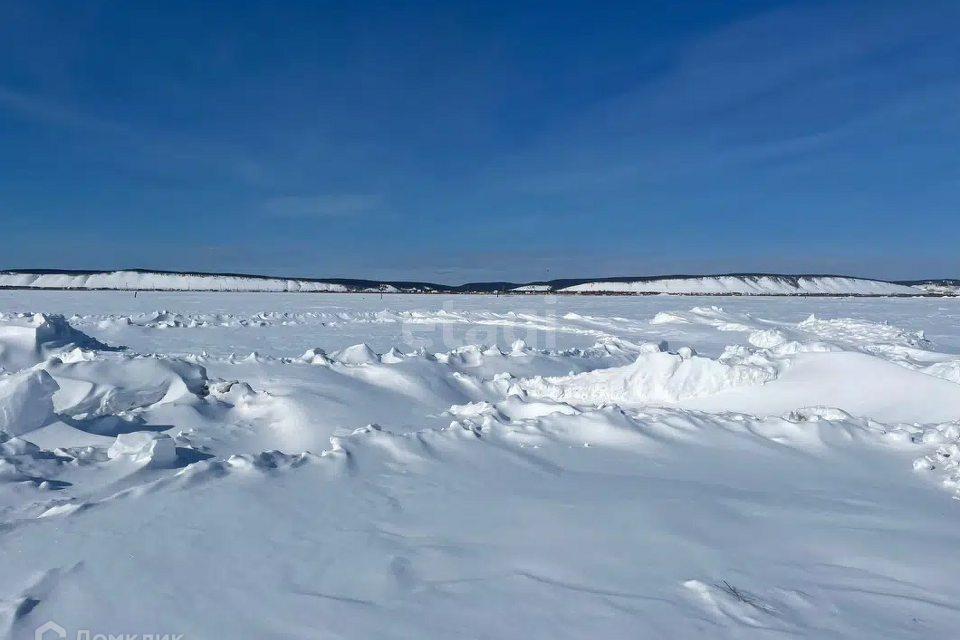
[557,275,921,296]
[512,284,554,292]
[0,270,349,292]
[0,270,945,296]
[901,280,960,296]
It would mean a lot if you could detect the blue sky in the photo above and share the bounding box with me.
[1,0,958,283]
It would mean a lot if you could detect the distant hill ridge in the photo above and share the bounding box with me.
[0,269,953,296]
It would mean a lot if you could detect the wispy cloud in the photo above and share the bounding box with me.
[263,194,384,218]
[0,83,294,189]
[0,84,128,134]
[482,2,960,195]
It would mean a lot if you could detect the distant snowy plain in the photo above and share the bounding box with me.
[1,291,960,639]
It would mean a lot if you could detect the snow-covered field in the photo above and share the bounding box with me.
[2,291,960,639]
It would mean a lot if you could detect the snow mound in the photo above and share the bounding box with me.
[650,311,689,324]
[107,432,177,467]
[922,360,960,384]
[650,306,764,331]
[784,406,856,422]
[912,422,960,493]
[41,356,209,421]
[748,328,789,348]
[0,313,117,371]
[561,275,920,296]
[298,347,332,365]
[0,430,66,487]
[330,343,380,365]
[0,369,60,437]
[797,315,930,348]
[172,450,317,486]
[518,343,779,404]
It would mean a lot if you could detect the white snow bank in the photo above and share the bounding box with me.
[0,271,349,292]
[519,342,779,404]
[107,432,177,467]
[680,351,960,424]
[0,429,73,491]
[0,368,59,436]
[330,343,380,365]
[41,356,209,419]
[0,313,115,371]
[561,275,920,295]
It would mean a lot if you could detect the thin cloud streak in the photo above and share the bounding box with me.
[0,84,130,134]
[263,194,385,218]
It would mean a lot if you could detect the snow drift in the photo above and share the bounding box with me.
[1,293,959,639]
[0,368,59,436]
[518,342,780,404]
[0,313,117,371]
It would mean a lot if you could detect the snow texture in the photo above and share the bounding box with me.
[0,290,958,639]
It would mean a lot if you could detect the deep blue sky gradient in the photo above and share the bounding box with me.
[1,0,958,282]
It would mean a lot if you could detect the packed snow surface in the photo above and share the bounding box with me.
[1,290,959,639]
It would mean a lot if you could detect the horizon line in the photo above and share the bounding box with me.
[0,267,955,289]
